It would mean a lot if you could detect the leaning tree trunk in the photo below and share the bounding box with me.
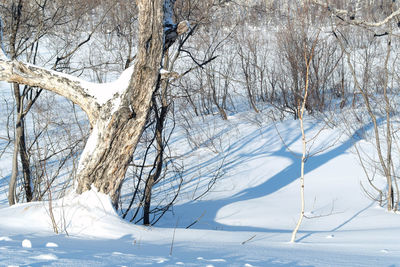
[0,0,187,207]
[75,0,165,206]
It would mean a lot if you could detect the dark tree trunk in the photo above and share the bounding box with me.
[9,82,33,205]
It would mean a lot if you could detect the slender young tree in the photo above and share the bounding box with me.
[290,30,319,243]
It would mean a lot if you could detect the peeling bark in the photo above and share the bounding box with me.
[75,0,165,205]
[0,0,187,207]
[0,60,100,125]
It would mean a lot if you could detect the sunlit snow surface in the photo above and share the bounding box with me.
[1,3,400,263]
[0,105,400,266]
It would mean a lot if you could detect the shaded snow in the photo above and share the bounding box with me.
[0,113,399,266]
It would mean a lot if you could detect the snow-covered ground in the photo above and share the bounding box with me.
[0,106,399,267]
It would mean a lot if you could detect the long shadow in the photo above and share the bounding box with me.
[160,121,308,195]
[0,233,317,267]
[296,201,375,242]
[0,175,10,206]
[162,119,377,232]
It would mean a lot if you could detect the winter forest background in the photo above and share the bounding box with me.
[0,0,400,266]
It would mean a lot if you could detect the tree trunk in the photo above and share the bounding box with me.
[143,98,168,225]
[8,82,33,205]
[18,117,32,202]
[0,0,188,207]
[8,124,19,205]
[143,177,154,226]
[290,32,316,242]
[75,0,165,206]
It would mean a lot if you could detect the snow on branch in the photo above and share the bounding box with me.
[0,51,101,124]
[313,0,400,27]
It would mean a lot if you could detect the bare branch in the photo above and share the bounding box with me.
[313,0,400,27]
[0,56,101,124]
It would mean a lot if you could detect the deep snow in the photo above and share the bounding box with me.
[0,107,400,266]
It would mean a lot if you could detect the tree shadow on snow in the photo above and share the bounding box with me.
[163,119,377,235]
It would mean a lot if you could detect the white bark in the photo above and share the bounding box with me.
[0,56,101,125]
[290,33,317,242]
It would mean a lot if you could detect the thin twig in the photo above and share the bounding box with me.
[241,235,256,245]
[186,211,205,229]
[170,218,179,256]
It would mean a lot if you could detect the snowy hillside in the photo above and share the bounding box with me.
[2,0,400,266]
[0,111,399,266]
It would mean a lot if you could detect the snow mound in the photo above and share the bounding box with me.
[31,253,58,260]
[45,242,58,248]
[21,239,32,248]
[0,187,136,239]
